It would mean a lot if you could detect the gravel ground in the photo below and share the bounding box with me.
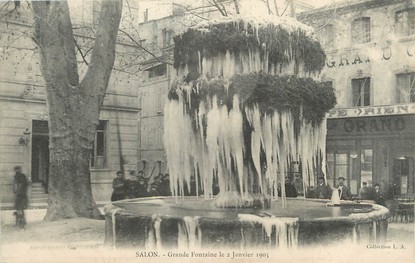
[1,218,105,244]
[0,213,413,263]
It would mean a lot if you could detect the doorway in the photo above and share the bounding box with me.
[31,120,49,193]
[393,157,414,196]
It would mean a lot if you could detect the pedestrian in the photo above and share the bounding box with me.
[336,177,352,200]
[358,182,370,200]
[292,173,304,195]
[13,166,28,230]
[111,171,126,201]
[278,177,298,197]
[126,170,140,199]
[137,176,149,197]
[159,173,171,196]
[148,173,164,196]
[372,183,386,206]
[314,177,331,199]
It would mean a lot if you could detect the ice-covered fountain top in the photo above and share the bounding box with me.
[164,15,336,207]
[173,15,325,78]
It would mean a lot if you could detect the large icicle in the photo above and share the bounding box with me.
[239,214,299,249]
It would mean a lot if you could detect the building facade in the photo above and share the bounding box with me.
[0,1,143,205]
[300,0,415,197]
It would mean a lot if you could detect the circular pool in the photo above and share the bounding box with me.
[104,197,389,248]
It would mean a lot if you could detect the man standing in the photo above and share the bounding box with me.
[358,182,370,200]
[373,184,386,206]
[111,171,126,201]
[292,173,304,196]
[13,166,28,229]
[336,177,352,200]
[314,177,331,199]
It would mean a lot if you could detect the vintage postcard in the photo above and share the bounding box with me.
[0,0,414,262]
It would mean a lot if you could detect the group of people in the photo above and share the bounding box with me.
[276,173,305,198]
[358,182,386,206]
[111,170,170,201]
[310,176,386,206]
[112,170,389,207]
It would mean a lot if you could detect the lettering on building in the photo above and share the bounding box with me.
[343,117,405,133]
[327,115,415,137]
[325,46,414,68]
[328,104,415,118]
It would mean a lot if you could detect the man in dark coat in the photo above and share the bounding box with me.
[13,166,28,229]
[278,177,298,198]
[111,171,126,201]
[358,182,371,200]
[314,177,331,199]
[336,177,352,200]
[373,184,386,206]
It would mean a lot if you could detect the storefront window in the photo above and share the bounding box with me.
[351,17,371,44]
[394,158,411,195]
[147,64,167,78]
[395,8,415,37]
[396,72,415,103]
[318,24,334,49]
[352,77,371,106]
[360,149,373,187]
[326,151,355,193]
[91,120,108,169]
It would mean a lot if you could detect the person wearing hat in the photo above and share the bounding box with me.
[13,166,28,229]
[336,177,352,200]
[111,171,126,201]
[314,176,331,199]
[148,173,164,196]
[372,183,386,206]
[126,170,139,199]
[292,173,304,196]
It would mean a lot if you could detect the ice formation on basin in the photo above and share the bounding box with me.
[164,15,336,208]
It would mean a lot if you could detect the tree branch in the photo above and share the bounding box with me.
[32,1,79,86]
[81,0,122,106]
[73,37,89,65]
[273,0,280,16]
[208,0,227,16]
[117,28,166,63]
[172,3,209,21]
[233,0,240,14]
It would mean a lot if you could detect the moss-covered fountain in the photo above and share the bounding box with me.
[104,15,389,249]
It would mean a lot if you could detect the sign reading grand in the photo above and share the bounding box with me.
[328,104,415,118]
[327,115,415,137]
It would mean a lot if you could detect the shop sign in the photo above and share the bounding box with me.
[325,46,414,68]
[328,104,415,118]
[327,115,415,136]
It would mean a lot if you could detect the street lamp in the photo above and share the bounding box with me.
[18,128,31,145]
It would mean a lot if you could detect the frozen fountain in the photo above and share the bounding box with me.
[105,15,389,249]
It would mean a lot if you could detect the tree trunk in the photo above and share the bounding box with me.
[32,0,122,220]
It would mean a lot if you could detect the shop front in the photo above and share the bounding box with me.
[326,113,415,198]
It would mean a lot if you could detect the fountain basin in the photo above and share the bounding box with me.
[104,197,389,248]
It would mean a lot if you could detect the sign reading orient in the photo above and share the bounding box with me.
[328,104,415,118]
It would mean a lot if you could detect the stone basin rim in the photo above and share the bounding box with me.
[104,197,390,223]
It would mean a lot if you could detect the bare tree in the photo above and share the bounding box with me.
[32,0,122,220]
[208,0,228,16]
[260,0,273,15]
[233,0,240,14]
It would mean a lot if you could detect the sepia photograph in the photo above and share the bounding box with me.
[0,0,414,262]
